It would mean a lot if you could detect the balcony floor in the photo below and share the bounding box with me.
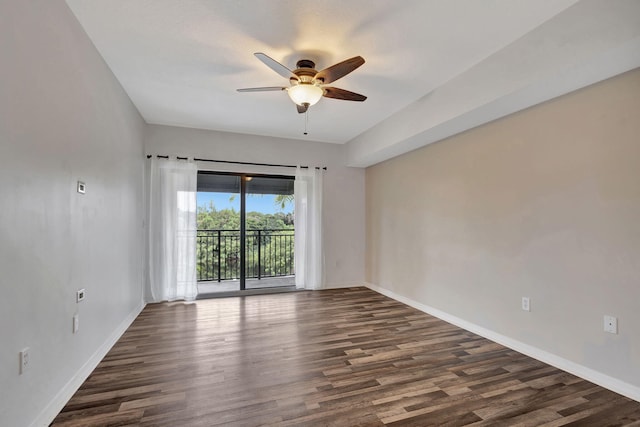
[197,275,295,296]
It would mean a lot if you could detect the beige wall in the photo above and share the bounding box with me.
[366,69,640,391]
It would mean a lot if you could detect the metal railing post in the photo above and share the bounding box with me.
[257,230,261,280]
[217,230,221,282]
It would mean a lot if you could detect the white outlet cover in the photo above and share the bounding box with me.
[521,297,530,312]
[604,315,618,334]
[73,314,79,333]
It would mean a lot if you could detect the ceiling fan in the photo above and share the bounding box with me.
[237,53,367,114]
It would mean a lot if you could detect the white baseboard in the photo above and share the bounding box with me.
[31,301,146,427]
[365,283,640,402]
[324,282,368,289]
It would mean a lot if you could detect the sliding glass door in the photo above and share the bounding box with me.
[196,172,294,295]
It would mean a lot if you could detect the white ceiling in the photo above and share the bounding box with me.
[65,0,640,164]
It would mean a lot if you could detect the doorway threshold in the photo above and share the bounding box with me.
[197,286,304,299]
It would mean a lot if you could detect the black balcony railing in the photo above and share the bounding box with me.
[196,229,295,282]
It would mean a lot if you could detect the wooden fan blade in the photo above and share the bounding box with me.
[314,56,365,84]
[254,53,298,80]
[323,87,367,101]
[297,103,309,114]
[237,87,287,92]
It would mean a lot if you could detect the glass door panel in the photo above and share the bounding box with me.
[196,173,241,294]
[244,176,295,290]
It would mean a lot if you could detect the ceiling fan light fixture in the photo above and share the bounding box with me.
[238,53,367,115]
[287,83,323,107]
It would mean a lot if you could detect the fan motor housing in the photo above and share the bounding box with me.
[293,59,318,82]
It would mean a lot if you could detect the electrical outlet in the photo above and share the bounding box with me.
[521,297,530,312]
[19,348,29,374]
[73,314,79,334]
[76,289,85,302]
[604,315,618,334]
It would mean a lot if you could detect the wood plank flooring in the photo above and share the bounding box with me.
[52,287,640,426]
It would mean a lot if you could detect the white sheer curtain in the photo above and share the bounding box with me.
[294,166,324,290]
[147,158,198,302]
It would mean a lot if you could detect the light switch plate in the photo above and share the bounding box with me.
[77,181,86,194]
[19,348,29,374]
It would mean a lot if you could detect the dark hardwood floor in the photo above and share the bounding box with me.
[52,287,640,426]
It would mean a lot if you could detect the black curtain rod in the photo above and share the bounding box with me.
[146,155,327,170]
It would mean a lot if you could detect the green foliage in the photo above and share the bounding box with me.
[274,194,294,210]
[196,203,295,281]
[197,203,238,230]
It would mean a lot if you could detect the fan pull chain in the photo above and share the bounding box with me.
[304,110,308,135]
